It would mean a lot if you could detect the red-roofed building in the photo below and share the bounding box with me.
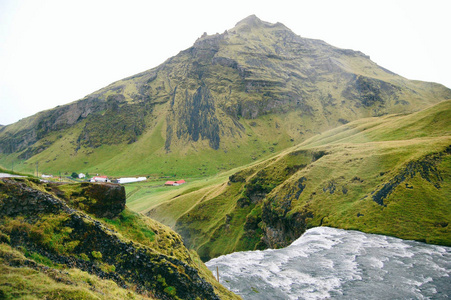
[165,179,186,186]
[91,176,109,183]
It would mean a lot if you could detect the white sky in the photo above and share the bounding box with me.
[0,0,450,125]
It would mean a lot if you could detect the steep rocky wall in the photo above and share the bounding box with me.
[0,97,106,155]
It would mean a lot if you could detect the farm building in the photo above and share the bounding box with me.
[117,177,146,184]
[90,176,109,183]
[164,180,186,186]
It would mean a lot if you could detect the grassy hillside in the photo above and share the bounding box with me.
[131,100,451,260]
[0,177,239,299]
[1,16,450,178]
[0,109,298,177]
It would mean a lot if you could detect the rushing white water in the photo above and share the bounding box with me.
[206,227,451,299]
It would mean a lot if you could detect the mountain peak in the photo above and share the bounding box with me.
[233,15,290,33]
[1,15,451,178]
[235,14,263,27]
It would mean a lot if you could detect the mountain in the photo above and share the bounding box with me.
[0,177,238,299]
[1,15,450,176]
[137,100,451,260]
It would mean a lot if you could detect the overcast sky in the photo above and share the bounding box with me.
[0,0,450,125]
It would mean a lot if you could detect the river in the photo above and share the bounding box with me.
[206,227,450,299]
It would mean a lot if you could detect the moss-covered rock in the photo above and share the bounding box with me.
[0,178,237,299]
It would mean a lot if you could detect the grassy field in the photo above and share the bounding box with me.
[125,168,251,222]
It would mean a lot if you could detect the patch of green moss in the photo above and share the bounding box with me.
[99,262,116,273]
[23,249,59,268]
[102,209,155,246]
[164,286,177,297]
[79,253,90,261]
[0,230,10,244]
[0,243,148,299]
[0,213,76,257]
[91,250,102,260]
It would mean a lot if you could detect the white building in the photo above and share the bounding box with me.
[90,176,109,183]
[117,177,146,184]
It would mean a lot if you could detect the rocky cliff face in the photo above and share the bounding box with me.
[0,97,107,156]
[0,178,235,299]
[166,85,221,150]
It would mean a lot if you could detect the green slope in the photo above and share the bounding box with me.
[135,100,451,260]
[1,15,450,177]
